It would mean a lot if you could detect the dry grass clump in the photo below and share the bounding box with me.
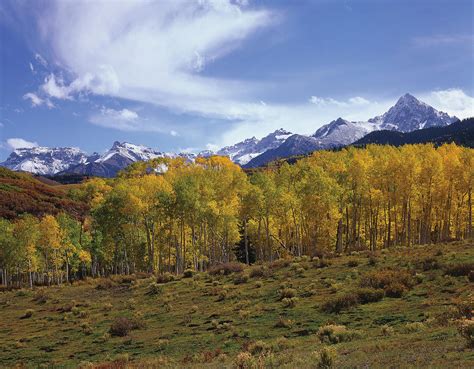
[249,266,266,278]
[95,278,117,290]
[208,262,244,276]
[380,324,395,336]
[402,322,425,333]
[282,297,299,308]
[247,340,271,355]
[109,316,145,337]
[416,257,441,271]
[317,324,360,344]
[274,316,293,329]
[355,288,385,303]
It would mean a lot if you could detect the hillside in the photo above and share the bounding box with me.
[353,118,474,147]
[0,168,87,219]
[0,241,472,368]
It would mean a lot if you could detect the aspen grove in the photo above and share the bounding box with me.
[0,143,473,287]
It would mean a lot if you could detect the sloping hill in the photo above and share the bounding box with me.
[0,167,87,219]
[353,118,474,147]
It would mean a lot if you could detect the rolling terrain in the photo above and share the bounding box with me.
[0,242,472,368]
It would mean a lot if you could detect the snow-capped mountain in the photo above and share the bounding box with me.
[216,128,292,165]
[369,93,457,132]
[63,142,173,177]
[0,147,88,176]
[244,93,458,167]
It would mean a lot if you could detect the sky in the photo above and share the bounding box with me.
[0,0,473,160]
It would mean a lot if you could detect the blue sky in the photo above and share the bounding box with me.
[0,0,473,160]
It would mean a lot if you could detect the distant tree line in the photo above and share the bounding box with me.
[0,144,472,287]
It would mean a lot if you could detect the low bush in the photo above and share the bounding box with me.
[272,336,290,352]
[355,288,385,303]
[417,257,441,271]
[234,351,254,369]
[279,288,297,300]
[233,273,249,285]
[380,324,394,336]
[274,316,293,329]
[156,272,175,284]
[317,324,359,344]
[255,281,263,288]
[316,346,337,369]
[208,262,244,276]
[247,340,271,355]
[347,259,359,267]
[360,269,414,297]
[183,269,194,278]
[321,293,359,313]
[444,262,474,277]
[95,279,117,290]
[109,316,145,337]
[21,309,34,319]
[402,322,425,333]
[249,266,266,278]
[269,258,291,270]
[32,290,48,304]
[458,318,474,348]
[147,282,164,295]
[282,297,298,308]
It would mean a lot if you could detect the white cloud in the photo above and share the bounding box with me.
[170,130,179,137]
[309,95,370,107]
[29,62,34,72]
[23,92,54,108]
[89,107,140,131]
[35,53,48,67]
[25,0,273,117]
[421,89,474,119]
[6,138,38,150]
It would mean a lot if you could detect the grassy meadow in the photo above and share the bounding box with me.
[1,241,473,369]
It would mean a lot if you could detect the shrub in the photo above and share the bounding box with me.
[360,269,414,297]
[279,288,297,300]
[469,271,474,282]
[269,259,291,270]
[249,266,265,278]
[120,275,136,284]
[347,259,359,267]
[81,322,93,335]
[234,273,249,285]
[96,278,117,290]
[217,290,228,301]
[255,281,263,288]
[355,288,385,304]
[380,324,394,336]
[321,293,359,313]
[147,282,164,296]
[313,258,331,269]
[109,316,144,337]
[273,337,290,352]
[316,347,336,369]
[417,257,441,271]
[402,322,425,333]
[317,324,359,344]
[208,262,244,276]
[21,309,34,319]
[384,283,407,298]
[367,255,378,266]
[248,340,271,355]
[32,290,48,304]
[445,262,474,277]
[274,316,293,329]
[183,269,194,278]
[234,351,254,369]
[156,272,175,284]
[282,297,298,308]
[458,319,474,348]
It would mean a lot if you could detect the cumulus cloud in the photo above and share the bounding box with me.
[6,138,38,150]
[421,89,474,119]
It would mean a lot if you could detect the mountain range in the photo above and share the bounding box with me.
[0,93,461,176]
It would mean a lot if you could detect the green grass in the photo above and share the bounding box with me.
[0,241,473,368]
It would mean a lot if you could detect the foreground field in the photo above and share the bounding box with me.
[1,242,473,369]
